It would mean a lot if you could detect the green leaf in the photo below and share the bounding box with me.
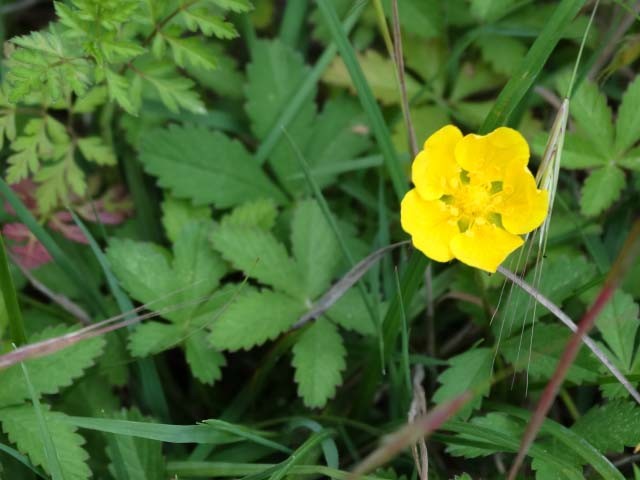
[433,348,493,419]
[291,199,340,299]
[596,291,639,370]
[532,132,606,170]
[161,196,212,244]
[501,324,600,384]
[292,321,346,408]
[209,288,305,351]
[184,335,226,385]
[449,62,504,103]
[206,0,253,13]
[0,325,105,408]
[566,78,615,157]
[392,105,449,152]
[382,0,443,39]
[580,165,626,216]
[211,223,305,299]
[245,39,316,189]
[323,49,420,106]
[572,401,640,454]
[128,322,182,357]
[165,36,217,71]
[470,0,518,21]
[220,198,278,230]
[77,136,117,165]
[73,86,108,113]
[477,35,527,76]
[181,8,238,39]
[615,75,640,155]
[105,69,136,114]
[138,62,205,114]
[326,288,377,336]
[0,405,90,480]
[139,125,285,207]
[447,413,522,458]
[618,147,640,171]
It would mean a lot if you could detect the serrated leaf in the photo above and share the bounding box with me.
[139,62,205,114]
[139,124,285,207]
[209,288,305,351]
[73,86,108,113]
[181,8,238,39]
[211,223,305,299]
[433,348,493,419]
[245,39,316,189]
[128,322,182,357]
[184,335,226,385]
[220,198,278,230]
[206,0,253,13]
[291,199,340,299]
[0,325,105,407]
[580,165,626,216]
[323,49,420,106]
[0,405,90,480]
[619,147,640,171]
[105,69,136,115]
[101,39,146,63]
[477,35,527,76]
[501,324,600,384]
[572,401,640,453]
[326,288,377,336]
[77,136,116,165]
[566,78,615,157]
[596,291,639,370]
[615,76,640,155]
[165,36,217,71]
[292,320,346,408]
[532,132,606,170]
[162,196,212,244]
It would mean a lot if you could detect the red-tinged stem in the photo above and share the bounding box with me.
[351,391,473,478]
[507,220,640,479]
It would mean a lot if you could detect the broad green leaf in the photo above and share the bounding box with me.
[209,288,305,351]
[161,196,212,244]
[184,335,226,385]
[297,97,371,188]
[211,223,305,299]
[128,322,182,357]
[449,62,504,103]
[531,132,606,170]
[595,291,639,370]
[245,39,316,190]
[139,125,285,207]
[477,35,527,76]
[292,320,346,408]
[105,409,165,480]
[0,325,105,408]
[326,288,377,336]
[567,78,615,157]
[291,199,340,299]
[618,147,640,171]
[501,324,600,384]
[323,49,420,106]
[382,0,443,39]
[580,165,626,216]
[433,348,493,419]
[77,136,116,165]
[392,105,449,152]
[615,76,640,155]
[572,401,640,453]
[220,198,278,230]
[0,405,90,480]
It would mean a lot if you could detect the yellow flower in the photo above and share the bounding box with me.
[401,125,549,273]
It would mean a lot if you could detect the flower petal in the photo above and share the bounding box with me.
[412,125,462,200]
[450,222,524,273]
[497,161,549,235]
[455,127,529,183]
[401,189,458,262]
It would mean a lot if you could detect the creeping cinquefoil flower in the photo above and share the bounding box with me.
[401,125,549,273]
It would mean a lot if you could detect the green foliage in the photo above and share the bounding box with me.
[433,348,493,419]
[139,125,286,208]
[0,325,105,407]
[0,405,91,480]
[572,401,640,453]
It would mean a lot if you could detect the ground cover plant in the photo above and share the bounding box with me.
[0,0,640,478]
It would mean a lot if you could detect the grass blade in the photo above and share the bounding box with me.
[0,233,27,345]
[316,0,406,202]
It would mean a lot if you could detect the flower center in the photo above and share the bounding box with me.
[442,171,504,230]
